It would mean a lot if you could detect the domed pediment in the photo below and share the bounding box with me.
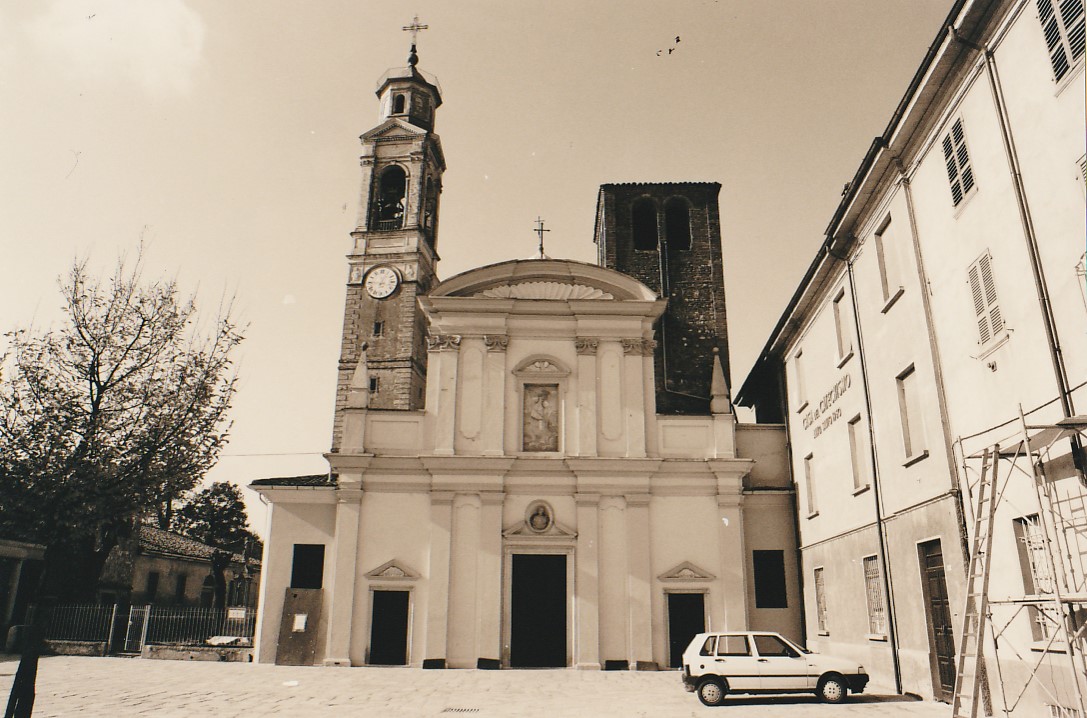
[430,259,658,301]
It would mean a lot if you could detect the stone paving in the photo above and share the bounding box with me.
[0,654,953,717]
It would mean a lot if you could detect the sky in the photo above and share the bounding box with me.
[0,0,954,537]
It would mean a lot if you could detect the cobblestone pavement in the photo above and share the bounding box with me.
[0,655,952,717]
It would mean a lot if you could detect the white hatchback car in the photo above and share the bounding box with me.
[681,631,869,706]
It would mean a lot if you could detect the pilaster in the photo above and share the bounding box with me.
[575,339,598,457]
[598,495,628,664]
[323,486,363,666]
[716,493,748,631]
[626,493,653,668]
[482,336,508,455]
[476,492,505,665]
[424,491,455,666]
[575,492,601,669]
[425,335,461,455]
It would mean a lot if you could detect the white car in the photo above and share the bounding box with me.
[680,631,869,706]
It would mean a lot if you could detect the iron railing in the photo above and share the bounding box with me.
[29,604,255,652]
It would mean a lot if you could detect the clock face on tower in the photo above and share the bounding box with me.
[364,265,400,299]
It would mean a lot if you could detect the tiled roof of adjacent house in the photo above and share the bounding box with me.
[249,473,337,487]
[139,526,259,567]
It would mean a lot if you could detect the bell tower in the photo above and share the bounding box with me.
[332,32,445,448]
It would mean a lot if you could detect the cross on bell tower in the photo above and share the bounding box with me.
[331,21,447,447]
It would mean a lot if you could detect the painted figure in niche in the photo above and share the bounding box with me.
[523,383,559,452]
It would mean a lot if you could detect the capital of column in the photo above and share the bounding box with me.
[483,335,509,352]
[625,493,652,508]
[336,489,364,503]
[431,491,456,506]
[717,494,744,509]
[621,338,656,356]
[426,334,462,352]
[480,491,506,506]
[574,492,601,507]
[574,338,599,355]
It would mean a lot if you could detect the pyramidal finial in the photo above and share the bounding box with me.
[710,346,732,414]
[347,343,371,408]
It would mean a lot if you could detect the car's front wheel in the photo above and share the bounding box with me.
[817,675,848,704]
[697,678,727,706]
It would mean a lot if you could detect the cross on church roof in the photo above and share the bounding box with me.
[402,15,428,44]
[532,217,551,260]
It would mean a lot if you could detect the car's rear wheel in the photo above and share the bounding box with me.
[817,675,847,704]
[697,678,727,706]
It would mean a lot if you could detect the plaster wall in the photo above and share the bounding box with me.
[254,499,335,664]
[742,492,803,643]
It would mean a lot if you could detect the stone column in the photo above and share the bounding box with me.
[621,339,648,458]
[447,494,481,668]
[626,493,653,668]
[476,492,505,665]
[482,336,508,456]
[575,493,601,669]
[575,339,598,457]
[424,492,455,667]
[598,495,628,665]
[425,335,461,455]
[324,486,363,666]
[717,493,748,630]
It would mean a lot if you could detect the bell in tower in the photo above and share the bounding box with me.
[331,24,446,449]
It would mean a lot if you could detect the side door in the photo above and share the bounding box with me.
[752,634,812,691]
[713,635,760,691]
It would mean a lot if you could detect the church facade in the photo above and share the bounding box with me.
[251,43,799,670]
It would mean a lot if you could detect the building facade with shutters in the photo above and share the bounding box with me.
[250,43,801,671]
[738,0,1086,710]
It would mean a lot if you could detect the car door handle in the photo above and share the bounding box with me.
[757,658,768,663]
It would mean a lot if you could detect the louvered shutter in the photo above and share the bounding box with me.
[1037,0,1085,81]
[943,120,975,206]
[968,253,1004,347]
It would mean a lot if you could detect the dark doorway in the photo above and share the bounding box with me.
[919,539,956,701]
[369,590,410,665]
[667,593,706,668]
[510,554,566,667]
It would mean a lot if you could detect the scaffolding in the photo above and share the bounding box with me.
[953,412,1087,718]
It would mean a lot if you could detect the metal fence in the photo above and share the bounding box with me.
[29,604,255,653]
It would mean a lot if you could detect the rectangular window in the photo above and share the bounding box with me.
[832,289,853,362]
[848,415,870,491]
[967,252,1005,349]
[372,321,384,337]
[863,555,887,636]
[804,453,817,516]
[290,544,325,589]
[814,567,828,633]
[1037,0,1085,81]
[793,349,808,410]
[717,635,750,656]
[369,376,379,393]
[942,119,976,206]
[874,217,903,307]
[896,365,927,461]
[1014,515,1055,640]
[145,571,160,601]
[753,549,788,608]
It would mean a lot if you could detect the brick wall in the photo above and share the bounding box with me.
[595,183,730,415]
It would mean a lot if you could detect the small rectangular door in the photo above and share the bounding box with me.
[667,593,706,668]
[919,540,956,701]
[369,590,410,665]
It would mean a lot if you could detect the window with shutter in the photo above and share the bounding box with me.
[814,567,828,633]
[862,555,887,636]
[1037,0,1086,82]
[967,252,1006,349]
[942,119,976,207]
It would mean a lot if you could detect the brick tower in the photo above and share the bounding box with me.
[593,183,729,414]
[331,41,445,448]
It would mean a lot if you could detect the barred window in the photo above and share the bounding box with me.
[1037,0,1086,81]
[967,252,1005,348]
[942,119,976,206]
[862,555,887,636]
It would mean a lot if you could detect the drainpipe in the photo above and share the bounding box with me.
[833,245,904,695]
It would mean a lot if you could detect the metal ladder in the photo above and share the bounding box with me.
[952,446,999,718]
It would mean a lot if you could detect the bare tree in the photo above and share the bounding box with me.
[0,252,244,603]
